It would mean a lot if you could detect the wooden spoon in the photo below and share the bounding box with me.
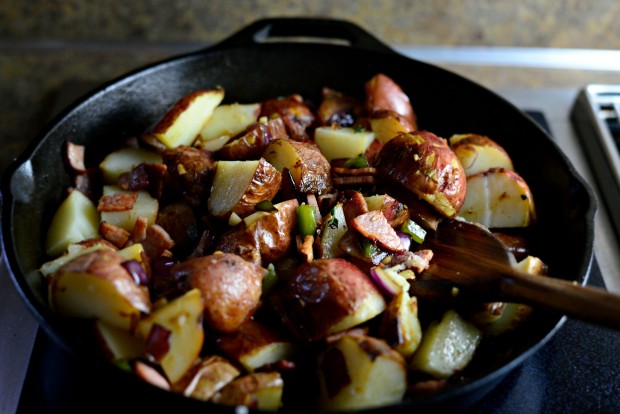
[415,219,620,330]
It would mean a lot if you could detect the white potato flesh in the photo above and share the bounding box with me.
[208,160,259,217]
[40,245,112,277]
[135,288,204,384]
[459,168,535,228]
[410,310,481,378]
[49,271,143,330]
[384,290,423,359]
[45,190,100,257]
[196,134,230,152]
[327,290,386,335]
[118,243,146,264]
[213,372,284,411]
[318,335,407,410]
[153,89,225,148]
[450,134,514,177]
[239,342,295,373]
[101,186,159,230]
[99,147,162,184]
[314,126,375,161]
[369,116,409,144]
[175,356,240,401]
[95,320,145,361]
[199,103,261,141]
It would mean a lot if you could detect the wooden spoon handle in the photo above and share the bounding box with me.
[501,269,620,329]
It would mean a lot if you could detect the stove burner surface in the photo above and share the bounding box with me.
[572,85,620,240]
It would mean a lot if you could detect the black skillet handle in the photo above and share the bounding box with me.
[211,17,396,55]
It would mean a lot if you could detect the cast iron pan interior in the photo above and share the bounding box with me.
[0,18,596,412]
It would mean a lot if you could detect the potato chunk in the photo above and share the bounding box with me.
[376,132,467,218]
[135,288,204,383]
[45,190,100,257]
[459,167,536,228]
[213,372,284,411]
[174,253,264,332]
[263,138,332,195]
[152,89,224,148]
[449,133,514,177]
[207,159,281,218]
[314,126,376,162]
[318,333,407,410]
[99,147,163,184]
[199,102,261,142]
[277,258,386,340]
[410,310,481,378]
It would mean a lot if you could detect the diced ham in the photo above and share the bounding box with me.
[129,216,149,244]
[391,249,434,273]
[65,141,86,173]
[118,163,167,199]
[352,210,405,254]
[340,190,369,227]
[97,192,138,212]
[99,222,131,248]
[142,224,175,260]
[296,234,314,263]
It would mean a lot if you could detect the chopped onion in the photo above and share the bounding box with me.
[122,259,149,286]
[145,323,172,362]
[396,231,412,251]
[370,266,410,296]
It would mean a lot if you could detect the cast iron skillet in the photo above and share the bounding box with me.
[0,18,596,412]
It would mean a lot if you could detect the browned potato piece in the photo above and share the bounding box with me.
[449,133,514,177]
[317,87,363,127]
[49,249,151,330]
[173,253,265,332]
[208,158,282,218]
[217,117,287,161]
[212,372,284,411]
[161,145,214,208]
[173,355,241,401]
[215,319,294,372]
[151,89,224,148]
[135,288,204,384]
[215,199,299,266]
[263,139,332,195]
[276,258,386,341]
[369,109,413,144]
[260,94,315,141]
[365,73,416,130]
[317,332,407,410]
[376,132,467,218]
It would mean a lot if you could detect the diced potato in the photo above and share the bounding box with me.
[45,190,100,257]
[449,133,514,177]
[207,159,281,218]
[410,310,481,378]
[118,243,146,263]
[216,319,294,372]
[213,372,284,411]
[263,138,332,195]
[318,333,407,410]
[369,110,411,144]
[152,89,225,148]
[99,147,162,184]
[174,355,240,401]
[314,126,376,161]
[196,134,230,152]
[199,103,261,141]
[40,244,112,277]
[135,288,205,384]
[49,271,144,330]
[380,290,423,359]
[101,186,159,231]
[95,320,145,361]
[459,168,536,228]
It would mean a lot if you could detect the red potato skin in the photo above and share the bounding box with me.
[375,131,467,218]
[260,95,315,141]
[161,146,215,208]
[365,74,416,130]
[173,253,265,333]
[276,258,383,341]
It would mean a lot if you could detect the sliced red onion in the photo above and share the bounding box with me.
[122,260,149,286]
[370,266,410,297]
[396,231,412,251]
[145,323,171,362]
